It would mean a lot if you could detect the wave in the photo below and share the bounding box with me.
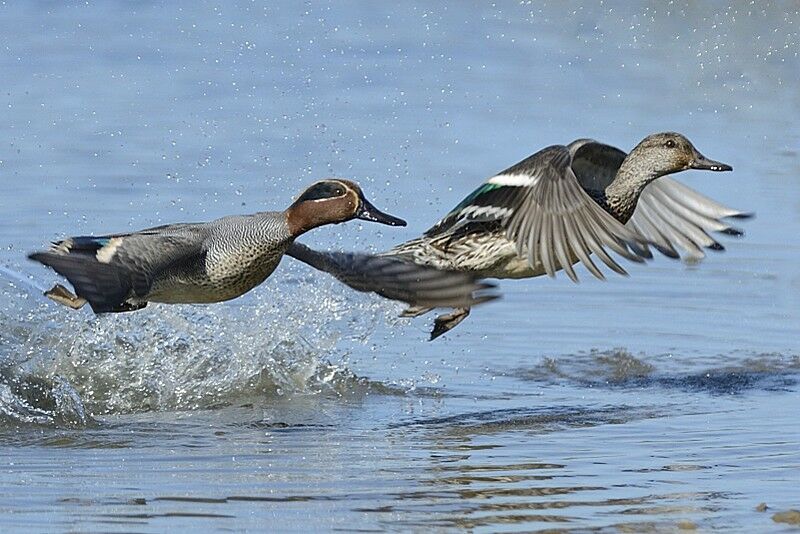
[511,348,800,394]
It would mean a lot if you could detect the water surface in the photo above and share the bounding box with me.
[1,2,799,532]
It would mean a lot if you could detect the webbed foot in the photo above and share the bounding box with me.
[44,284,87,310]
[430,307,471,341]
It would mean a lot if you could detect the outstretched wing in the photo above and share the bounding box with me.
[502,145,651,281]
[629,177,752,260]
[286,242,497,309]
[423,181,520,238]
[568,138,626,191]
[430,144,649,282]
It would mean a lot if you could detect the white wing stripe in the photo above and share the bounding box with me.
[458,205,514,219]
[488,173,538,187]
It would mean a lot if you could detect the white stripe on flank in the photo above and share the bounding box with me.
[96,238,124,264]
[487,173,537,187]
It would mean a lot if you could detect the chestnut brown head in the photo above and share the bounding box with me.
[286,179,406,236]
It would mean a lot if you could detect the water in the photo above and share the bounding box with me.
[1,1,799,531]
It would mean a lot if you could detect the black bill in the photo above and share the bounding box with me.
[356,197,407,226]
[689,151,733,172]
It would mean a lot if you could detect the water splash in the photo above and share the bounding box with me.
[0,264,396,425]
[0,374,88,427]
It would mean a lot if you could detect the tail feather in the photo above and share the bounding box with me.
[28,252,132,313]
[286,242,497,309]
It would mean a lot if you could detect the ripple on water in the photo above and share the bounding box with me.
[510,347,800,394]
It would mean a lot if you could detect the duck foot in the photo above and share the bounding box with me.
[44,284,87,310]
[430,307,471,341]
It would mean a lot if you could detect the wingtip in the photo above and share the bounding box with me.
[633,244,654,260]
[653,244,680,260]
[729,211,755,220]
[719,226,745,237]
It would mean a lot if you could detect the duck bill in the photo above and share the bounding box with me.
[356,198,407,226]
[689,151,733,172]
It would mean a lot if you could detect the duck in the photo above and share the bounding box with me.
[29,179,496,315]
[286,133,751,339]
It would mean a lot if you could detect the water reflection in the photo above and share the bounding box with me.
[375,410,746,531]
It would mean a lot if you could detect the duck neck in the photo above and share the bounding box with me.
[285,196,356,237]
[285,203,330,237]
[600,154,662,223]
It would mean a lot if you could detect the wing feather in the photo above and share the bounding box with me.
[577,214,630,277]
[503,145,650,281]
[630,177,751,260]
[285,242,497,309]
[562,215,604,280]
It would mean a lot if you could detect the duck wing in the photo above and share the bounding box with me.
[568,138,626,190]
[629,177,752,260]
[29,226,207,312]
[568,139,752,260]
[426,144,651,282]
[285,242,497,309]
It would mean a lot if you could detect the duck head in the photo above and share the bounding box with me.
[286,178,407,236]
[632,132,733,178]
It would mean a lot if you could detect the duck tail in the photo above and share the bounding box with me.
[285,242,497,309]
[28,251,132,313]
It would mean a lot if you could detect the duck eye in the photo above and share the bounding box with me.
[665,139,676,149]
[333,187,345,196]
